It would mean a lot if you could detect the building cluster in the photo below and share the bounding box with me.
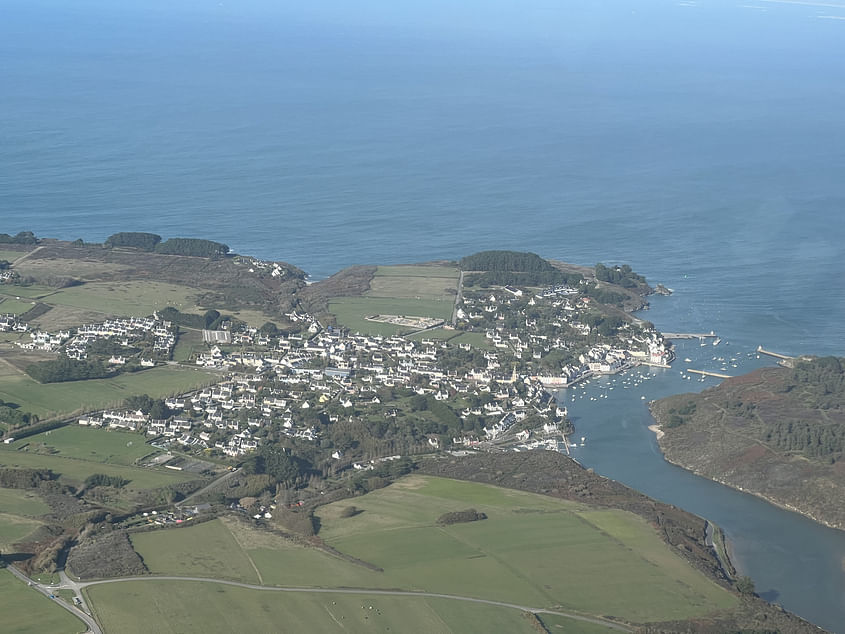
[0,313,28,333]
[65,315,177,360]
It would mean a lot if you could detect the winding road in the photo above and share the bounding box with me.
[9,566,634,633]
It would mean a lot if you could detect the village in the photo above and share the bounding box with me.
[0,276,676,470]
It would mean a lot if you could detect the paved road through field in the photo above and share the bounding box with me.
[10,566,635,633]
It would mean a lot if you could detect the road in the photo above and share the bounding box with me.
[451,269,465,326]
[10,566,635,632]
[5,565,102,634]
[176,466,239,508]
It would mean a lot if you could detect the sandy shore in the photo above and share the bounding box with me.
[648,424,664,440]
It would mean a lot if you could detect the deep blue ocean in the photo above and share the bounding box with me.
[2,0,845,629]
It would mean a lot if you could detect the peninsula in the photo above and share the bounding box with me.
[0,231,824,633]
[651,356,845,531]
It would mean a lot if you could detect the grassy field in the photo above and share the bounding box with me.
[36,281,201,317]
[6,426,159,466]
[85,580,541,634]
[0,248,34,262]
[0,296,38,314]
[0,512,43,550]
[0,488,50,550]
[315,476,737,623]
[0,365,216,419]
[374,265,459,278]
[128,476,736,626]
[0,569,87,634]
[0,487,50,516]
[0,284,55,299]
[130,519,261,583]
[0,446,194,490]
[329,297,454,336]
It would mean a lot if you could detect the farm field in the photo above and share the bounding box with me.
[329,296,453,336]
[0,296,38,314]
[35,280,202,317]
[6,426,159,466]
[1,569,86,634]
[0,511,42,550]
[0,284,55,299]
[0,446,194,490]
[0,487,50,516]
[316,475,737,623]
[367,265,459,302]
[0,365,216,419]
[85,580,540,634]
[130,519,261,583]
[0,248,34,261]
[128,475,736,627]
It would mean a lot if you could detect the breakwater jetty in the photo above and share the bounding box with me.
[687,368,732,379]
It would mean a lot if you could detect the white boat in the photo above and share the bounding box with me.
[713,337,721,346]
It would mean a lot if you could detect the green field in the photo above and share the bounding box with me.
[0,512,43,550]
[0,487,50,516]
[130,519,261,583]
[85,580,543,634]
[0,284,56,299]
[0,365,215,419]
[6,426,159,466]
[329,297,454,336]
[35,281,201,317]
[374,265,459,278]
[129,476,736,626]
[0,297,38,314]
[0,447,193,490]
[0,248,33,262]
[1,569,86,634]
[316,476,737,623]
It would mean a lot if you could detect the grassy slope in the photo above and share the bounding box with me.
[0,488,49,550]
[6,427,159,466]
[86,581,542,634]
[127,476,735,625]
[1,569,86,634]
[0,365,215,419]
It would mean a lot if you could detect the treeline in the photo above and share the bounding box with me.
[465,269,581,288]
[124,394,172,420]
[25,356,112,383]
[585,285,628,307]
[595,263,647,288]
[460,250,556,272]
[159,306,224,330]
[0,467,55,489]
[436,508,487,526]
[0,400,38,428]
[765,420,845,459]
[242,445,313,488]
[84,473,130,489]
[786,357,845,409]
[105,232,162,250]
[104,232,229,258]
[0,231,38,245]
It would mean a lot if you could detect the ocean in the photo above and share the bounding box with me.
[2,0,845,629]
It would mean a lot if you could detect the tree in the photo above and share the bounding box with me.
[736,575,756,595]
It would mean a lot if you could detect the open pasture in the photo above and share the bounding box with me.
[85,580,539,634]
[38,280,202,317]
[6,426,158,466]
[1,569,86,634]
[368,265,459,302]
[0,284,55,299]
[0,248,34,262]
[14,257,132,281]
[316,475,737,623]
[0,447,194,490]
[330,296,453,336]
[0,512,43,550]
[0,365,215,419]
[130,518,260,583]
[0,487,50,516]
[0,296,38,315]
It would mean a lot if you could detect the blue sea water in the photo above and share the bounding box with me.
[2,0,845,629]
